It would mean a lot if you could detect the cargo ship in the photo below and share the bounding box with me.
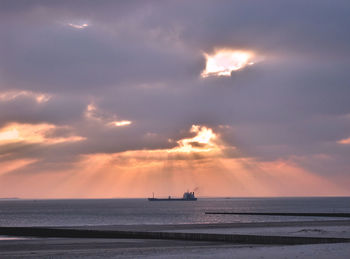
[148,191,197,201]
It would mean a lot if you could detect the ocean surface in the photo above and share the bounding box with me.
[0,197,349,227]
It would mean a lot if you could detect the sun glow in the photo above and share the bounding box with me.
[0,128,19,141]
[1,123,348,198]
[172,125,218,153]
[0,159,37,176]
[201,49,255,78]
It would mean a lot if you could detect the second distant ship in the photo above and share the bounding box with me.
[148,191,197,201]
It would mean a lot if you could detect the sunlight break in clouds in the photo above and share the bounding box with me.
[110,120,132,127]
[201,49,255,77]
[85,103,132,127]
[0,123,85,144]
[171,125,219,153]
[67,23,89,29]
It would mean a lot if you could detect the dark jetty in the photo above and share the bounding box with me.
[205,212,350,218]
[0,227,349,245]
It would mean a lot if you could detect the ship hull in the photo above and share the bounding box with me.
[148,198,197,201]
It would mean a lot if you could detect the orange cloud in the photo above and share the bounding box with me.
[337,137,350,144]
[170,125,220,153]
[0,90,51,103]
[0,123,85,145]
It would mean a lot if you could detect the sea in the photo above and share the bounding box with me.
[0,197,349,227]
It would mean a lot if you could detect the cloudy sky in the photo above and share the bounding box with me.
[0,0,349,198]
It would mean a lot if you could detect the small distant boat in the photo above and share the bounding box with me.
[148,191,197,201]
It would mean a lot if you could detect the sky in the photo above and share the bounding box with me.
[0,0,350,198]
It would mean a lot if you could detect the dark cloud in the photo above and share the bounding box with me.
[0,94,86,126]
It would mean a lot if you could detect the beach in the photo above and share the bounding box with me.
[1,219,350,258]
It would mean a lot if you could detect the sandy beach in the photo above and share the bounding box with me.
[1,220,350,258]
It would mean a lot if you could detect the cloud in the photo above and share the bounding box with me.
[337,137,350,145]
[170,125,219,153]
[0,90,51,103]
[85,102,132,127]
[0,122,85,145]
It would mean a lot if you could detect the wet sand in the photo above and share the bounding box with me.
[74,219,350,231]
[1,220,350,258]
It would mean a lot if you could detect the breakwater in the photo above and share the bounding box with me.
[0,227,349,245]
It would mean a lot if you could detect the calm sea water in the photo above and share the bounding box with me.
[0,197,349,227]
